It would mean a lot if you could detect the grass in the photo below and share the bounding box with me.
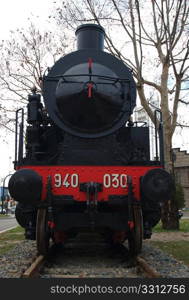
[5,226,24,234]
[153,219,189,233]
[150,219,189,267]
[0,244,16,254]
[0,214,10,218]
[150,241,189,266]
[0,226,25,255]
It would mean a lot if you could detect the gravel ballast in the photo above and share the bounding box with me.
[0,240,37,278]
[141,242,189,278]
[0,240,189,278]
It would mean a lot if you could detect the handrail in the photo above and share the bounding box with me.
[154,109,164,166]
[14,108,24,169]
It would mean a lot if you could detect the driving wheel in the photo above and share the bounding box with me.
[128,205,143,256]
[36,208,50,255]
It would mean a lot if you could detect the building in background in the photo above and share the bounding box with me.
[173,148,189,209]
[134,97,160,160]
[0,186,9,213]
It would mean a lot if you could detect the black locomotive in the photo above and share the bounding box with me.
[9,24,173,255]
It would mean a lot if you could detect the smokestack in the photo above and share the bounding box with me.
[75,24,105,51]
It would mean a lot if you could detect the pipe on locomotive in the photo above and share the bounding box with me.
[75,24,105,50]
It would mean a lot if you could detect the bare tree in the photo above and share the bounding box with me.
[0,22,69,132]
[54,0,189,228]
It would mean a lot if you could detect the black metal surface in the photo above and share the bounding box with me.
[154,109,164,165]
[27,93,42,124]
[158,111,165,166]
[108,195,128,207]
[54,211,129,231]
[43,48,136,138]
[15,108,24,168]
[8,168,42,204]
[75,23,105,51]
[15,203,37,239]
[51,195,129,210]
[55,69,129,134]
[141,168,174,201]
[128,204,143,255]
[23,126,152,166]
[56,128,150,166]
[36,208,50,255]
[80,182,103,193]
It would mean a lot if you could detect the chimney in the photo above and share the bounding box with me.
[75,24,105,51]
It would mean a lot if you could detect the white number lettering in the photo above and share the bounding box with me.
[103,174,128,188]
[71,174,79,188]
[54,174,62,187]
[54,173,79,188]
[112,174,119,188]
[63,173,70,187]
[120,174,127,187]
[104,174,111,188]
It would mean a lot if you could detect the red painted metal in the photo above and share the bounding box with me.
[88,57,93,69]
[87,82,93,98]
[48,221,56,229]
[128,220,134,230]
[112,231,127,243]
[18,165,161,202]
[54,231,67,243]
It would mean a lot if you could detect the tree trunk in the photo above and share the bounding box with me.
[161,130,179,230]
[168,198,179,229]
[161,199,169,229]
[159,62,179,229]
[161,198,179,230]
[161,132,179,230]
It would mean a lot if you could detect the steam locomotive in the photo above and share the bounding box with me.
[9,24,173,255]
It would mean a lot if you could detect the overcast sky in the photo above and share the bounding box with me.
[0,1,54,39]
[0,0,54,181]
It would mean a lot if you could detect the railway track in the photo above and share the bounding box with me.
[22,255,161,278]
[21,233,161,278]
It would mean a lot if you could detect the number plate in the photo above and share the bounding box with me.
[54,173,128,189]
[26,165,156,201]
[54,173,79,188]
[103,174,128,188]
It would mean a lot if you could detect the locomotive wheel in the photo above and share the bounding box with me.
[128,205,143,256]
[36,208,50,255]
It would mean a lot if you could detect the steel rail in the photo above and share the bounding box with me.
[21,253,162,278]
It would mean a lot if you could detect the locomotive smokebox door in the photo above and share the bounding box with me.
[55,64,127,135]
[43,24,136,138]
